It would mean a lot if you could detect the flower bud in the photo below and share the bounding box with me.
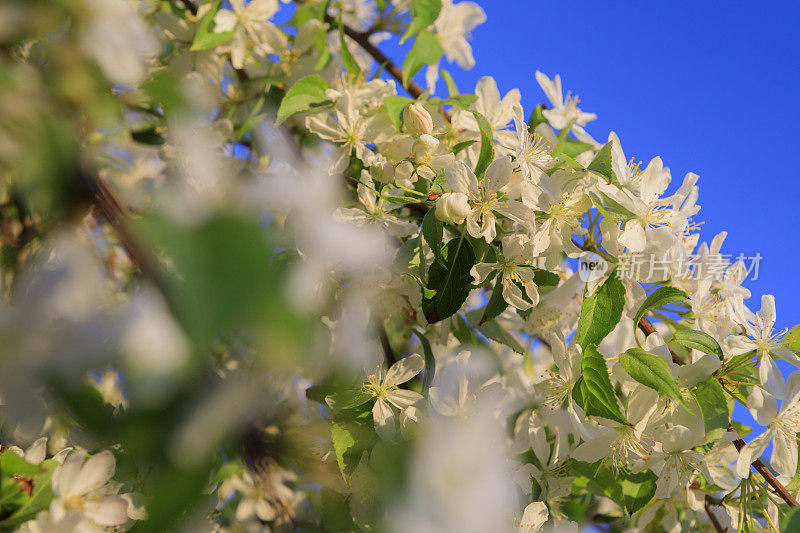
[370,161,395,184]
[403,102,434,137]
[435,192,471,224]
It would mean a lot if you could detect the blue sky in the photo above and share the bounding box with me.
[439,0,800,331]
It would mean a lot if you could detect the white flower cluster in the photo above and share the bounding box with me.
[0,0,796,532]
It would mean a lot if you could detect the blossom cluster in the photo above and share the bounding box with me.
[0,0,797,532]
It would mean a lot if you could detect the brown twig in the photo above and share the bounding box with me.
[636,315,799,507]
[377,321,398,367]
[176,0,198,16]
[704,497,727,533]
[322,13,426,100]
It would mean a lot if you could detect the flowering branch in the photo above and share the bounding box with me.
[637,316,799,507]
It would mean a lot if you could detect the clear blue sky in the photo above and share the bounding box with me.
[440,0,800,331]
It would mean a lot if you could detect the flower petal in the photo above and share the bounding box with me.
[384,354,424,388]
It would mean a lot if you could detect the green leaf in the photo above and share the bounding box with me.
[236,95,267,139]
[480,277,509,325]
[553,137,593,158]
[571,460,623,504]
[131,127,166,145]
[619,348,689,410]
[211,462,246,484]
[440,68,459,97]
[0,455,57,528]
[632,286,689,330]
[421,205,445,267]
[400,0,442,43]
[415,330,436,392]
[472,111,494,178]
[330,407,374,483]
[464,309,525,354]
[783,506,800,533]
[527,103,547,132]
[586,141,616,184]
[384,95,415,132]
[620,470,657,515]
[275,75,332,125]
[452,139,477,156]
[190,1,234,51]
[587,190,635,221]
[782,324,800,354]
[442,93,477,109]
[430,172,452,194]
[402,30,443,88]
[453,314,482,346]
[671,330,724,360]
[134,214,292,347]
[338,21,363,80]
[320,487,360,532]
[692,378,731,443]
[422,236,476,323]
[532,268,560,287]
[576,274,625,349]
[581,344,628,424]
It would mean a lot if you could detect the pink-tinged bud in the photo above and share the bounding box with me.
[435,192,471,224]
[403,102,434,137]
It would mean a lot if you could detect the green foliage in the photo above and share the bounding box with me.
[533,269,560,286]
[632,286,688,331]
[782,324,800,354]
[421,208,445,267]
[472,111,494,178]
[422,235,476,323]
[527,103,547,132]
[480,277,508,325]
[402,30,443,88]
[554,137,593,158]
[415,330,437,393]
[692,378,732,443]
[276,75,332,125]
[0,453,57,529]
[576,274,625,349]
[619,348,690,410]
[135,213,301,348]
[670,329,724,360]
[619,470,658,515]
[331,406,375,483]
[586,141,616,184]
[131,127,166,145]
[452,139,477,156]
[572,460,655,515]
[587,191,635,221]
[384,95,415,131]
[190,1,234,51]
[401,0,442,43]
[579,344,628,425]
[442,94,477,109]
[440,68,460,96]
[338,22,363,80]
[465,309,524,354]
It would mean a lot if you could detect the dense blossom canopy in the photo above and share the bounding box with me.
[0,0,798,532]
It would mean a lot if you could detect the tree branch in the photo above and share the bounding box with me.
[322,14,426,100]
[636,315,799,507]
[704,498,727,533]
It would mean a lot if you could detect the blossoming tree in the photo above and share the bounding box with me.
[0,0,798,531]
